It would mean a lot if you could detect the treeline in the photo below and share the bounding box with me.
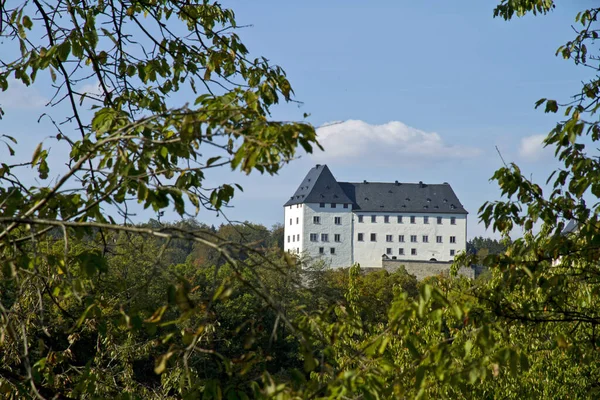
[2,219,595,399]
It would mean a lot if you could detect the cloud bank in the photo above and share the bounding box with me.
[0,78,47,110]
[311,120,481,163]
[518,134,550,162]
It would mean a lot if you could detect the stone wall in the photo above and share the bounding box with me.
[381,258,475,281]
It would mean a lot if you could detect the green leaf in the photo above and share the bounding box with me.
[31,142,43,165]
[545,99,558,113]
[154,350,175,374]
[22,15,32,29]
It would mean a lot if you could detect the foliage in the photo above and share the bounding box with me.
[466,236,506,256]
[2,0,600,398]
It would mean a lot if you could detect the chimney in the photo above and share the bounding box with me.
[395,180,399,185]
[364,180,368,184]
[419,181,424,188]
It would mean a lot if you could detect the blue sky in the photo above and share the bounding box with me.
[0,1,593,238]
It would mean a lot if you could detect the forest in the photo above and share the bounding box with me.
[2,0,600,398]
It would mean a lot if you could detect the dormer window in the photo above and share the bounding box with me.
[319,202,325,208]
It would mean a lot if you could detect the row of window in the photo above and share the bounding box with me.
[358,215,456,225]
[289,233,458,244]
[310,233,341,242]
[312,216,342,225]
[289,247,456,257]
[385,248,456,256]
[318,247,336,254]
[320,203,349,209]
[292,215,458,226]
[357,233,457,243]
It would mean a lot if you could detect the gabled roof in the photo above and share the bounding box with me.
[284,164,467,214]
[284,164,353,206]
[339,182,467,214]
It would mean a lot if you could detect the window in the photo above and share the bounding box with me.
[320,202,325,208]
[321,233,329,242]
[384,215,390,223]
[297,234,300,241]
[451,217,456,225]
[450,236,456,243]
[334,234,341,242]
[358,233,364,241]
[344,204,349,209]
[436,236,442,243]
[297,248,300,253]
[370,233,377,242]
[399,248,405,256]
[410,216,416,224]
[411,248,417,255]
[313,216,320,224]
[330,247,336,254]
[287,236,290,243]
[386,235,393,242]
[292,236,295,242]
[398,215,403,223]
[319,247,324,254]
[422,235,429,243]
[399,235,405,242]
[331,203,336,208]
[296,217,299,224]
[424,216,429,224]
[450,249,456,256]
[289,218,292,225]
[358,215,364,223]
[437,216,442,224]
[410,235,417,243]
[310,233,318,242]
[371,215,376,223]
[386,248,392,255]
[334,217,342,225]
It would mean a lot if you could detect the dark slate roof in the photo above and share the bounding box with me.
[561,220,578,235]
[284,164,467,214]
[339,181,467,214]
[284,164,353,206]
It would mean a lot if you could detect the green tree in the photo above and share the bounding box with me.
[457,0,600,396]
[0,1,319,397]
[466,236,507,256]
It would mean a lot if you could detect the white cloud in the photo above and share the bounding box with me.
[518,134,550,162]
[0,78,47,110]
[79,81,104,98]
[311,120,481,163]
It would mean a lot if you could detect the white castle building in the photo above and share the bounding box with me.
[283,164,468,268]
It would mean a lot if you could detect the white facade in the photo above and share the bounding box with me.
[285,205,466,268]
[283,204,304,255]
[352,211,466,267]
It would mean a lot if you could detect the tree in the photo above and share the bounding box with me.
[456,0,600,395]
[466,236,506,256]
[0,1,319,397]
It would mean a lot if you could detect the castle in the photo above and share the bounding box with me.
[283,164,468,268]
